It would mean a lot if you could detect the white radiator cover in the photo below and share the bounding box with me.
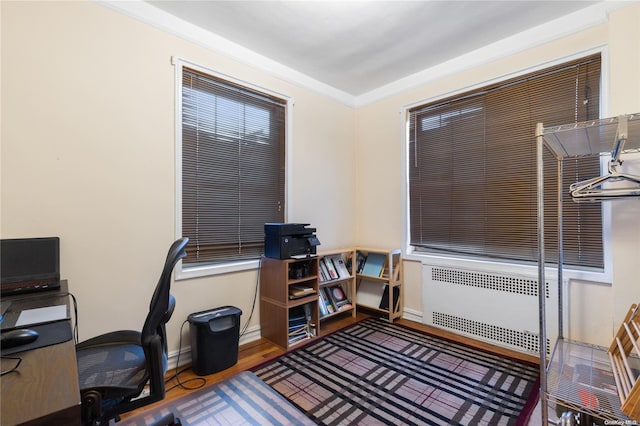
[422,264,559,355]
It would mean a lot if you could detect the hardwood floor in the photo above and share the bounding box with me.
[122,312,539,420]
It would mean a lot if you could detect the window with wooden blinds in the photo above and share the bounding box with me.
[181,67,286,266]
[408,54,603,269]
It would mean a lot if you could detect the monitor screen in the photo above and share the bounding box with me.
[1,237,60,284]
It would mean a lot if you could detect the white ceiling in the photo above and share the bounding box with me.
[102,0,632,105]
[145,1,601,93]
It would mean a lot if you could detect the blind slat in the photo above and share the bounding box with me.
[408,54,603,269]
[182,68,286,265]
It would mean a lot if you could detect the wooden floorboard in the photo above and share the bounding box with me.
[122,312,539,420]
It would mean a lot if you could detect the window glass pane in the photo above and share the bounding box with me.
[181,68,286,265]
[408,54,602,269]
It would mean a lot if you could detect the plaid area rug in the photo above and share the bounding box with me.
[121,371,315,425]
[253,318,539,426]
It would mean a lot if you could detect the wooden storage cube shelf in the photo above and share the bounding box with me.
[259,247,402,348]
[259,257,319,349]
[608,303,640,421]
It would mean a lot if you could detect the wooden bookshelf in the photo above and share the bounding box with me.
[259,247,402,348]
[355,248,402,322]
[317,248,357,322]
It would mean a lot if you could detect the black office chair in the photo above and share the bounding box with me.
[76,237,188,426]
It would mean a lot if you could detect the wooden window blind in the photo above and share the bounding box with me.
[181,68,286,265]
[408,54,603,269]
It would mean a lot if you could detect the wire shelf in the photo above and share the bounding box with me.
[541,113,640,159]
[546,338,632,421]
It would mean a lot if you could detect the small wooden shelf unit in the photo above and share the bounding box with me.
[259,247,402,349]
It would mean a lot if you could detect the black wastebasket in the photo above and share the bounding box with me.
[188,306,242,376]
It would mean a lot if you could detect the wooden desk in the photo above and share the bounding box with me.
[1,283,81,425]
[2,338,81,425]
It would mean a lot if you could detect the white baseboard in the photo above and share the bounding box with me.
[167,324,262,370]
[401,307,423,323]
[166,312,424,370]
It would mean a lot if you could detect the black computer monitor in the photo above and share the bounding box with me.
[1,237,60,295]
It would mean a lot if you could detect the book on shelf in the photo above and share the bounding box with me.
[356,279,386,309]
[344,251,353,274]
[328,255,350,278]
[318,291,328,316]
[318,287,335,317]
[321,257,339,280]
[288,304,313,343]
[319,259,331,282]
[326,284,352,310]
[355,251,366,274]
[379,285,400,313]
[289,304,311,322]
[289,284,315,299]
[288,315,307,328]
[319,268,327,282]
[319,255,351,281]
[360,252,387,277]
[318,285,353,317]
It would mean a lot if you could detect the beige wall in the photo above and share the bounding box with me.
[1,1,356,355]
[2,1,639,357]
[607,3,640,341]
[355,3,640,345]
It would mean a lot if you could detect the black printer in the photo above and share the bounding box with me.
[264,223,320,259]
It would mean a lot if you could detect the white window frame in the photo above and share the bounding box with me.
[400,47,613,284]
[172,57,294,279]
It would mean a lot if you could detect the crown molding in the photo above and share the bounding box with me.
[98,0,628,109]
[354,1,626,107]
[96,0,356,107]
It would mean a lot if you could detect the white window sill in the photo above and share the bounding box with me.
[175,259,260,280]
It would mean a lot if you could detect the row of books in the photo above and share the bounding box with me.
[288,304,314,345]
[355,251,386,277]
[319,284,352,317]
[356,251,401,281]
[319,255,350,282]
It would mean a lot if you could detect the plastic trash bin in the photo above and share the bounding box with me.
[188,306,242,376]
